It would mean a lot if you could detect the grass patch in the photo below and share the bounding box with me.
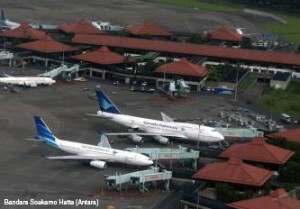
[142,0,300,46]
[141,0,241,12]
[258,14,300,46]
[260,81,300,118]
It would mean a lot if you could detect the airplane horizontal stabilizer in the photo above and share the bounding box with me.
[24,138,44,141]
[160,112,174,122]
[86,113,101,117]
[97,133,111,148]
[85,113,113,118]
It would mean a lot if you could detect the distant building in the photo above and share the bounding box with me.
[270,72,292,90]
[227,188,300,209]
[267,128,300,145]
[193,157,273,187]
[219,137,294,165]
[204,26,243,45]
[0,22,46,42]
[72,34,300,78]
[59,19,104,34]
[126,21,172,38]
[155,58,208,91]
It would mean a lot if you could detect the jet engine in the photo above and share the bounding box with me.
[128,134,144,144]
[30,83,37,88]
[90,160,107,169]
[153,135,169,144]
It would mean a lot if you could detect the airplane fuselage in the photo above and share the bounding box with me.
[3,19,20,29]
[97,111,224,142]
[55,138,153,166]
[0,77,56,87]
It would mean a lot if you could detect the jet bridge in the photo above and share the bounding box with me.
[126,146,200,170]
[0,50,13,66]
[38,64,80,79]
[215,127,264,138]
[106,167,172,193]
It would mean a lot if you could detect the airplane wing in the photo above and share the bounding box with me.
[45,155,110,160]
[85,113,113,119]
[86,113,100,117]
[105,132,188,139]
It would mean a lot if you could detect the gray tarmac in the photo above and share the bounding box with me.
[0,1,271,208]
[0,66,240,209]
[0,0,263,34]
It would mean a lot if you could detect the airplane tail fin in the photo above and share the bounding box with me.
[34,116,58,148]
[1,10,7,21]
[95,89,121,114]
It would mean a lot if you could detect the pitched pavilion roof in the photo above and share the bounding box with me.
[227,188,300,209]
[71,34,300,67]
[72,46,125,65]
[267,128,300,144]
[219,137,294,164]
[0,23,46,39]
[59,19,103,34]
[126,22,172,36]
[16,36,76,53]
[207,26,243,42]
[193,158,273,186]
[155,58,208,77]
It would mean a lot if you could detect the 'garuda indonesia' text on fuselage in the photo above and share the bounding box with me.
[90,89,224,144]
[30,116,153,169]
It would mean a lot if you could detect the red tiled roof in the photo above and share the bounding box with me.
[267,128,300,144]
[16,36,76,53]
[72,46,125,65]
[207,26,243,42]
[59,19,103,34]
[127,22,171,36]
[193,158,273,186]
[227,188,300,209]
[155,58,208,77]
[72,34,300,67]
[219,137,294,164]
[0,23,46,39]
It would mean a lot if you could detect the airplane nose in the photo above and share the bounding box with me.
[147,160,154,166]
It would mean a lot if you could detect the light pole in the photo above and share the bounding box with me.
[234,68,239,102]
[197,124,201,149]
[197,189,201,209]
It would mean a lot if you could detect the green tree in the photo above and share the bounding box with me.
[279,161,300,183]
[241,36,252,49]
[189,33,205,44]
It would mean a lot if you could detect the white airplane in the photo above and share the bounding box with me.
[89,89,225,144]
[0,10,55,30]
[30,116,153,169]
[0,72,56,87]
[90,18,123,32]
[1,10,20,29]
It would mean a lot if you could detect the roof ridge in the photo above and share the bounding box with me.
[239,163,259,183]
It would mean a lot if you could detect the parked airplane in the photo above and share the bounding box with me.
[0,72,56,87]
[30,116,153,169]
[1,10,57,30]
[1,10,20,29]
[88,89,225,144]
